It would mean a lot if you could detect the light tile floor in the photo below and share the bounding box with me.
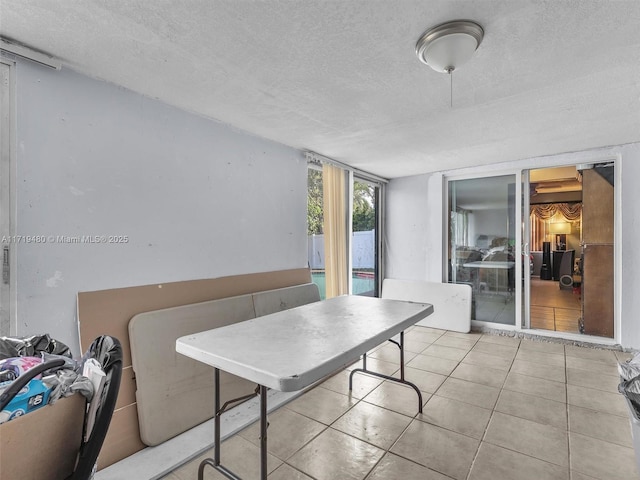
[161,327,639,480]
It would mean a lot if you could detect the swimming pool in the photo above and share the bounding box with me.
[311,271,375,299]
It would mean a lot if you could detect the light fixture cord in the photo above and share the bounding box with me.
[446,67,455,108]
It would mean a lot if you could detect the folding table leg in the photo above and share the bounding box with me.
[259,385,268,480]
[349,331,424,413]
[198,368,246,480]
[215,368,221,466]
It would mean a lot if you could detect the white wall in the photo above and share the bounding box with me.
[14,61,308,352]
[386,143,640,349]
[385,173,443,282]
[620,147,640,349]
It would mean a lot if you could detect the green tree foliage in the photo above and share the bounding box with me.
[353,181,376,232]
[307,169,323,235]
[307,171,376,235]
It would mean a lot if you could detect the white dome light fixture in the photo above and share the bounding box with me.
[415,20,484,74]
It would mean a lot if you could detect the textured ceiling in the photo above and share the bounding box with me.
[1,1,639,178]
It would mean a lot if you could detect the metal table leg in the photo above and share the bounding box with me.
[349,331,423,413]
[198,368,266,480]
[259,385,268,480]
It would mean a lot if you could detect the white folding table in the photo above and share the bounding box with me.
[176,295,434,480]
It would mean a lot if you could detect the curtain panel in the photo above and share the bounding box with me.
[322,163,349,298]
[529,203,582,251]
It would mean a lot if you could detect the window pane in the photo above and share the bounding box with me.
[308,167,381,300]
[352,180,377,297]
[307,168,326,299]
[449,175,516,324]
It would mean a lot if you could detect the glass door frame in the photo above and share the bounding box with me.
[445,156,621,344]
[523,158,621,343]
[351,174,384,298]
[522,169,531,330]
[443,168,524,330]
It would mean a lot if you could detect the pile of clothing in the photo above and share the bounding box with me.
[0,334,95,424]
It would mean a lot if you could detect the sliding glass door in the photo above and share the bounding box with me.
[448,174,518,325]
[525,163,615,338]
[351,178,379,297]
[448,163,616,339]
[307,164,384,299]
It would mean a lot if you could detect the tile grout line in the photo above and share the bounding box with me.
[465,334,522,480]
[390,334,475,480]
[167,330,632,479]
[564,345,573,480]
[365,332,471,480]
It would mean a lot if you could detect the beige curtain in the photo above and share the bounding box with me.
[529,212,548,251]
[323,163,348,298]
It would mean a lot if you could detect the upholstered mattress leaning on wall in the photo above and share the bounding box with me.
[77,268,313,469]
[129,283,321,446]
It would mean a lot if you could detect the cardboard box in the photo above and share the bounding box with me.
[0,393,85,480]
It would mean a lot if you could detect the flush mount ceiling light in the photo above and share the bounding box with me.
[415,20,484,107]
[415,20,484,74]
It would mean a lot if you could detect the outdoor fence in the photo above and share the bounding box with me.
[308,230,375,269]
